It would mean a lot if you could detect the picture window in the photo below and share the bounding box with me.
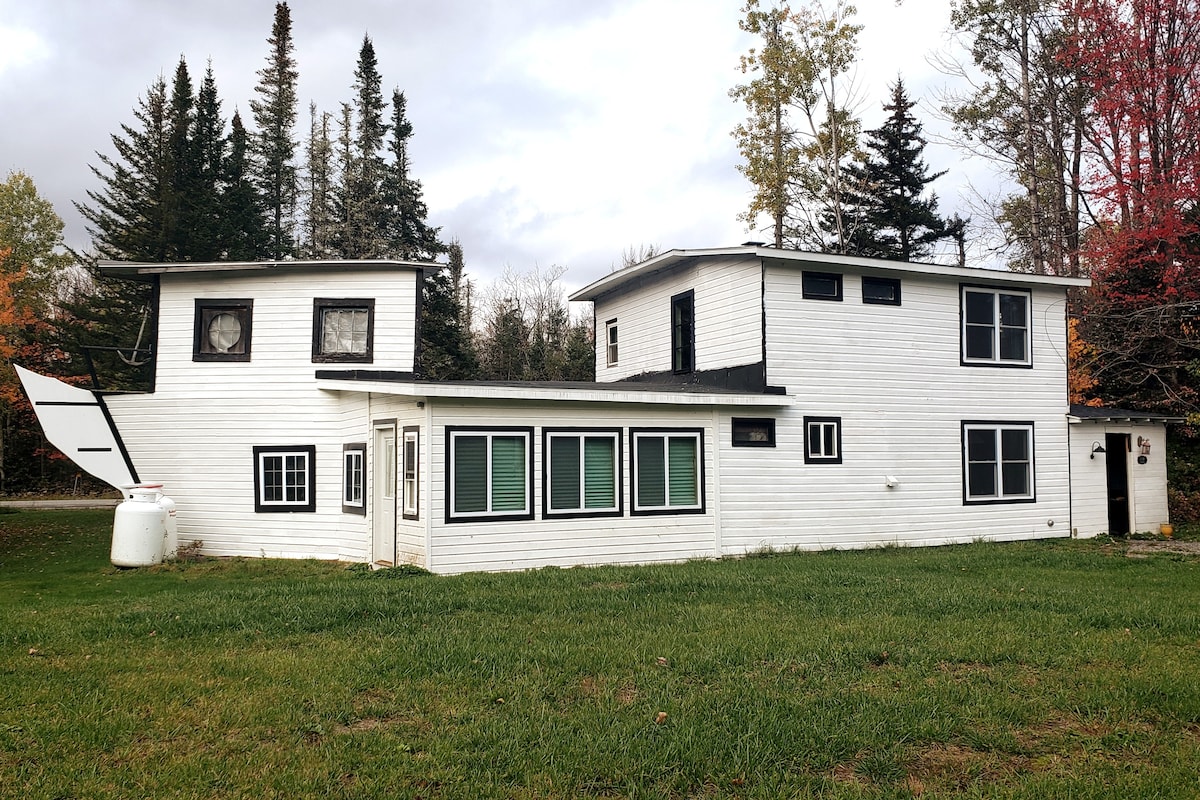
[632,429,704,514]
[543,429,622,517]
[446,428,533,522]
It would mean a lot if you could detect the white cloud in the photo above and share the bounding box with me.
[0,26,49,78]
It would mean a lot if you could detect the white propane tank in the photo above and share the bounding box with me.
[111,485,167,567]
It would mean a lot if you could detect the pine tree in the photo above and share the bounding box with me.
[837,78,960,262]
[340,35,389,258]
[189,63,227,261]
[383,89,442,260]
[222,111,270,260]
[302,102,335,258]
[165,58,195,259]
[250,1,299,259]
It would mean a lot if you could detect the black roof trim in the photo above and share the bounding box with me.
[1069,404,1185,423]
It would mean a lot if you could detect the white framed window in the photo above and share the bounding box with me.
[605,319,619,367]
[543,429,622,517]
[962,287,1031,366]
[313,298,374,363]
[253,445,315,512]
[402,427,419,520]
[632,429,703,514]
[194,299,253,361]
[804,417,842,464]
[963,422,1035,503]
[342,443,365,514]
[446,428,533,522]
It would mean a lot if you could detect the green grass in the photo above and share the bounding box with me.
[3,511,1200,799]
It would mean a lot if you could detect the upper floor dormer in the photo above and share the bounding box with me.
[97,259,426,394]
[571,247,1090,396]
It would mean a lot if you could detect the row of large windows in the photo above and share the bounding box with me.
[446,427,704,523]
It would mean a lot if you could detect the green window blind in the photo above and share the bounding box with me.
[667,436,698,506]
[453,435,487,513]
[550,436,581,510]
[490,435,527,512]
[583,437,616,509]
[637,436,666,508]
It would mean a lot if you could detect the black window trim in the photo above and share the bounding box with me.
[959,284,1034,369]
[802,271,844,302]
[961,420,1037,505]
[193,298,254,362]
[732,417,777,448]
[541,427,625,519]
[803,416,843,464]
[342,442,366,515]
[671,290,695,375]
[312,297,376,364]
[253,444,316,513]
[862,275,902,306]
[444,426,535,524]
[630,427,706,516]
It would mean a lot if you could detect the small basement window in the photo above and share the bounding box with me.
[732,418,776,447]
[862,276,901,305]
[194,299,253,361]
[313,298,375,363]
[802,272,843,301]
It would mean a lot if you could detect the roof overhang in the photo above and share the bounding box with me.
[1068,404,1185,424]
[97,258,434,277]
[316,378,792,407]
[570,246,1091,302]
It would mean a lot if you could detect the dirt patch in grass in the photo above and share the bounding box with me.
[1125,540,1200,558]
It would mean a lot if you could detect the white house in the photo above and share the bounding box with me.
[18,246,1178,573]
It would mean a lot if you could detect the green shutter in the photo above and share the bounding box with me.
[453,435,487,513]
[583,437,616,509]
[490,435,527,512]
[637,436,666,508]
[550,436,581,511]
[668,436,698,506]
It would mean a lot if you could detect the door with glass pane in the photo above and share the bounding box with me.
[372,425,396,565]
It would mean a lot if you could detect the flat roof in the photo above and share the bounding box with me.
[571,246,1091,301]
[1068,404,1185,423]
[97,258,433,276]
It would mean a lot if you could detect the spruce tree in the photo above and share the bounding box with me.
[222,111,270,260]
[383,89,442,260]
[837,78,960,262]
[417,241,477,379]
[302,102,336,258]
[189,63,227,261]
[250,1,299,259]
[165,58,194,259]
[341,35,388,258]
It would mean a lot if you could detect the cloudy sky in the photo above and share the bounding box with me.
[0,0,981,292]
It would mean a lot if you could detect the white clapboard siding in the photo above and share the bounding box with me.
[106,268,418,561]
[594,256,762,381]
[715,267,1073,554]
[425,400,719,574]
[1069,421,1171,537]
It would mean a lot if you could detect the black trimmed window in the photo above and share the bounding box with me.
[632,428,704,514]
[543,429,622,517]
[962,287,1031,366]
[342,443,366,515]
[804,417,842,464]
[313,298,375,363]
[605,319,619,367]
[446,428,533,522]
[253,445,316,512]
[963,422,1035,503]
[862,276,901,305]
[402,427,419,520]
[671,290,694,374]
[732,417,776,447]
[194,299,253,361]
[802,271,843,301]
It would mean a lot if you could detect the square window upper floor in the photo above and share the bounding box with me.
[313,298,375,363]
[194,299,253,361]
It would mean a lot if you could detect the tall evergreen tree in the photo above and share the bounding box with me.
[837,79,961,262]
[250,1,299,259]
[165,58,195,259]
[418,244,478,381]
[189,63,227,261]
[222,111,270,260]
[302,102,336,258]
[339,35,389,258]
[383,89,442,259]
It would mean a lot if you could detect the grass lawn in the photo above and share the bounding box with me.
[2,510,1200,799]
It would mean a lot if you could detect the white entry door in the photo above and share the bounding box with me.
[372,426,397,565]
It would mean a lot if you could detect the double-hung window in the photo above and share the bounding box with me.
[402,427,419,520]
[962,287,1031,366]
[313,298,375,363]
[446,428,533,521]
[632,429,703,514]
[671,291,694,374]
[342,443,366,514]
[253,445,316,512]
[962,422,1035,503]
[605,319,619,367]
[804,416,842,464]
[544,430,622,517]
